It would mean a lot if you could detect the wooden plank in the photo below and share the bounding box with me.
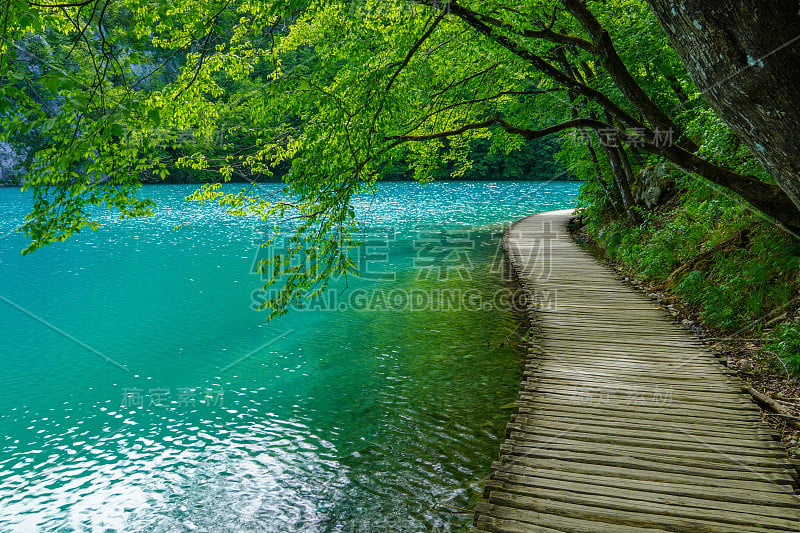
[518,393,760,418]
[525,374,743,391]
[527,361,731,374]
[492,456,794,493]
[509,417,776,444]
[514,402,763,426]
[525,373,742,391]
[474,512,673,533]
[498,443,796,484]
[484,476,800,520]
[521,383,755,405]
[517,391,760,414]
[483,482,800,530]
[538,346,717,359]
[510,413,773,440]
[527,359,734,373]
[477,496,791,533]
[490,464,800,507]
[512,413,777,441]
[500,435,793,469]
[542,323,694,335]
[508,427,787,457]
[521,386,747,405]
[535,346,717,359]
[540,335,705,349]
[527,361,734,375]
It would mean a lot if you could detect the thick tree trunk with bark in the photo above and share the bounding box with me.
[647,0,800,215]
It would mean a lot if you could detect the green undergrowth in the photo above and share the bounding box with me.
[581,175,800,375]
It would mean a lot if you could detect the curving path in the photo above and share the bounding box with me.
[472,209,800,532]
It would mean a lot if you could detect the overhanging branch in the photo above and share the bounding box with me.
[441,1,647,132]
[389,115,609,142]
[474,10,593,51]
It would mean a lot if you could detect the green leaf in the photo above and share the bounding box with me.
[68,97,88,112]
[109,123,124,138]
[41,118,57,132]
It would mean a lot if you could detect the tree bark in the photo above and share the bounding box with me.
[617,145,639,204]
[647,0,800,214]
[589,142,625,215]
[605,143,640,223]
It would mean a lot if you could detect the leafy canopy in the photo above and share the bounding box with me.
[1,0,779,318]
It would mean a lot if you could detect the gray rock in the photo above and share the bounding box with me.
[635,165,672,208]
[0,142,27,184]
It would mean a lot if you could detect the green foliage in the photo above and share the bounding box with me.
[3,0,585,317]
[765,323,800,375]
[381,136,567,181]
[3,0,796,324]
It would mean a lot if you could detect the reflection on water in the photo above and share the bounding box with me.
[0,181,580,531]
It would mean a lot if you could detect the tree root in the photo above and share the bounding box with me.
[665,226,751,287]
[742,383,800,431]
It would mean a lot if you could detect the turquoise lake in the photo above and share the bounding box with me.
[0,181,580,532]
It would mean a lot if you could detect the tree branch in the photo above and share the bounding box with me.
[475,10,594,51]
[28,0,95,7]
[390,115,608,142]
[404,87,565,136]
[560,0,697,151]
[385,8,446,95]
[437,0,647,132]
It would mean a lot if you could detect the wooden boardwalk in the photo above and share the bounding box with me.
[472,209,800,532]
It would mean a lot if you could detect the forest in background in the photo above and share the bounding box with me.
[2,1,800,377]
[0,9,567,185]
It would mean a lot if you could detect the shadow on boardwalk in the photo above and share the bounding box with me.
[472,209,800,532]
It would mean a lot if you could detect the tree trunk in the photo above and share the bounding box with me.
[581,128,625,215]
[647,0,800,215]
[618,145,638,200]
[604,143,640,223]
[640,140,800,233]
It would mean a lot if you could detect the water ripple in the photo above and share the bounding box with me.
[0,182,579,531]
